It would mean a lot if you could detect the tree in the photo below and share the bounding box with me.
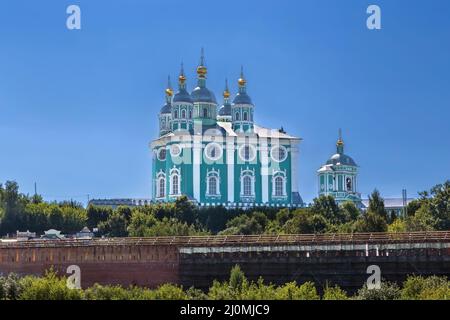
[229,265,247,293]
[340,201,360,223]
[367,189,387,220]
[275,281,320,300]
[322,285,348,300]
[311,195,344,225]
[19,270,83,300]
[98,211,128,237]
[0,273,22,300]
[219,213,268,235]
[86,205,112,229]
[353,211,388,232]
[355,281,400,300]
[283,209,328,234]
[401,276,450,300]
[405,204,437,231]
[0,181,27,235]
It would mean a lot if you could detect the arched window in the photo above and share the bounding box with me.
[181,110,186,118]
[206,169,220,197]
[272,172,287,198]
[156,173,166,198]
[235,112,240,120]
[209,177,217,195]
[275,176,284,196]
[170,167,181,195]
[174,110,178,119]
[243,176,252,196]
[346,177,352,191]
[243,112,248,121]
[172,175,179,195]
[203,108,208,118]
[188,109,192,118]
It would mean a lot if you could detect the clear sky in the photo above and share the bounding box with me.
[0,0,449,205]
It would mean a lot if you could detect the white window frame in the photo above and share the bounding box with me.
[240,168,255,200]
[238,144,257,162]
[270,145,288,163]
[206,169,221,197]
[169,167,181,196]
[156,171,166,199]
[272,171,287,198]
[204,142,223,161]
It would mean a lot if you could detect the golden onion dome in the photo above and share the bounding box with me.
[197,65,207,76]
[178,74,186,84]
[223,89,230,99]
[337,139,344,146]
[165,87,173,96]
[238,77,246,86]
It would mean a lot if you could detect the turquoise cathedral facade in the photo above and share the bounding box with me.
[150,51,303,208]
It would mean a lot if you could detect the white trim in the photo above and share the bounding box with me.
[238,144,257,162]
[169,166,181,196]
[157,147,167,161]
[206,169,221,197]
[170,144,182,157]
[155,171,166,199]
[226,137,235,203]
[193,136,201,201]
[272,170,287,198]
[270,145,288,163]
[204,142,223,161]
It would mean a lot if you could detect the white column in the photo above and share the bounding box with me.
[291,141,300,194]
[193,135,202,202]
[260,138,269,203]
[226,137,235,203]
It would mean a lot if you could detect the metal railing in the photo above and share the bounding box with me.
[1,231,449,249]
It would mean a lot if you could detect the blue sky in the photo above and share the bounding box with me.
[0,0,449,205]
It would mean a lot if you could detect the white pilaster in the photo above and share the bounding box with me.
[260,138,269,203]
[291,141,300,194]
[226,137,235,203]
[193,135,202,201]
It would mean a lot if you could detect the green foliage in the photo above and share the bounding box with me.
[388,218,407,233]
[98,210,128,237]
[86,205,112,229]
[311,195,346,225]
[322,285,348,300]
[355,281,401,300]
[275,281,320,300]
[2,269,450,300]
[19,270,83,300]
[354,211,388,232]
[405,204,438,231]
[128,210,208,237]
[368,189,388,220]
[229,265,247,292]
[0,273,22,300]
[283,209,328,234]
[219,212,268,235]
[1,179,448,239]
[401,276,450,300]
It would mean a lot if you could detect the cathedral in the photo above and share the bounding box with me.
[150,50,303,208]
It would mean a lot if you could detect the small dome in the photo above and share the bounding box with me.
[191,86,217,103]
[218,104,231,116]
[160,102,171,114]
[326,153,357,166]
[232,92,253,105]
[173,88,193,103]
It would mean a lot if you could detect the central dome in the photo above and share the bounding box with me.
[191,86,217,103]
[173,88,193,103]
[232,92,253,105]
[326,153,357,166]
